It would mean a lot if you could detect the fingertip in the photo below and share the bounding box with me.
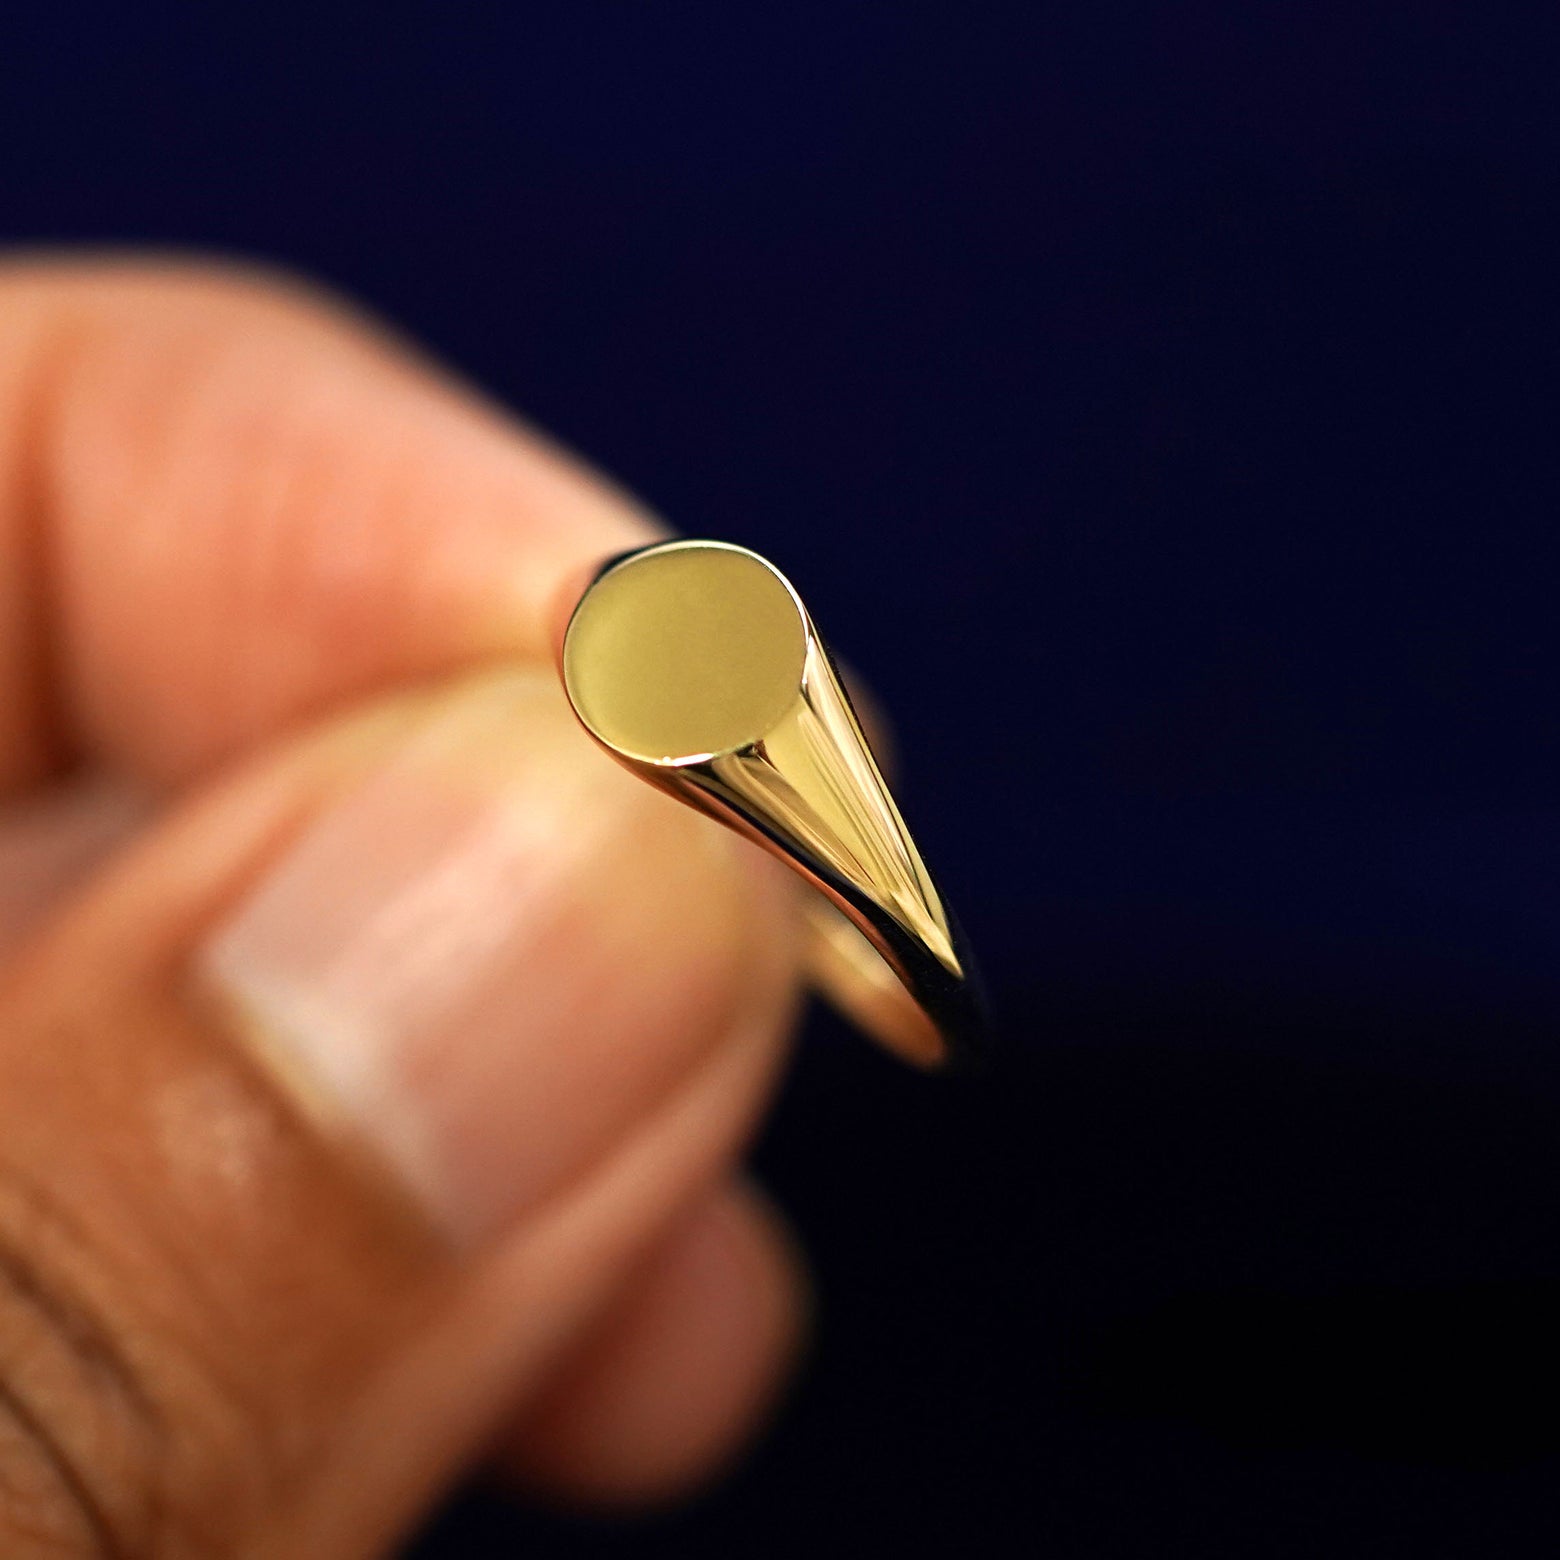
[0,257,665,786]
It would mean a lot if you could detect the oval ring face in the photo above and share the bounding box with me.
[562,541,809,764]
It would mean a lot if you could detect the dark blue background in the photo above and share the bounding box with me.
[6,4,1560,1555]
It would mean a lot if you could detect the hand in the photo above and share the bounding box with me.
[0,260,807,1557]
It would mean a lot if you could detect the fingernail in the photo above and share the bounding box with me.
[201,668,786,1247]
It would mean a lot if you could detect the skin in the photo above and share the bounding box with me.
[0,259,808,1557]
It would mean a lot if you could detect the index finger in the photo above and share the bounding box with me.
[0,258,657,789]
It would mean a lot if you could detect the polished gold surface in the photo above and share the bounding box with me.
[564,544,807,763]
[560,538,984,1069]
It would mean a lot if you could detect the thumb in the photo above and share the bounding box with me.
[0,667,800,1556]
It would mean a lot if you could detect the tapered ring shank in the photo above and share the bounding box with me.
[558,539,986,1070]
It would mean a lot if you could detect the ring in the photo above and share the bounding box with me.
[557,538,987,1070]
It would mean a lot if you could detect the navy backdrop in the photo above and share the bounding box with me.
[6,5,1560,1556]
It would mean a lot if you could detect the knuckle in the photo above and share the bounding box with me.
[0,1178,162,1556]
[0,1160,283,1559]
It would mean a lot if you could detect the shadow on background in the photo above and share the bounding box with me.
[416,989,1560,1559]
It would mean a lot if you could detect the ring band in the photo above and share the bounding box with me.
[557,538,986,1070]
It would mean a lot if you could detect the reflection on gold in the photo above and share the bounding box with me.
[561,539,982,1069]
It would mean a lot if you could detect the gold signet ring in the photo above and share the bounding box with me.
[557,538,986,1070]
